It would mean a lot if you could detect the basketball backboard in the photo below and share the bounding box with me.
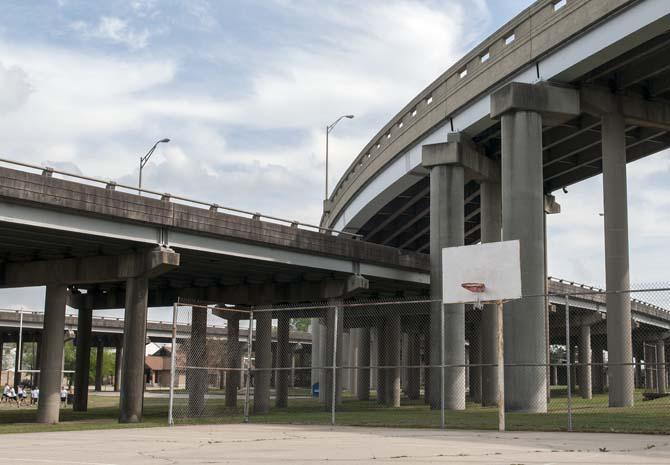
[442,240,522,305]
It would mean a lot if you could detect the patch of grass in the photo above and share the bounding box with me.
[1,388,668,435]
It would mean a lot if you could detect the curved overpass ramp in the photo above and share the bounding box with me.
[322,0,670,414]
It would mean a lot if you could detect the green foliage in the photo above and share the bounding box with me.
[291,318,311,332]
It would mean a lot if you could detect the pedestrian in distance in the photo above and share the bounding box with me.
[1,383,9,403]
[31,386,39,405]
[16,385,25,407]
[60,386,68,407]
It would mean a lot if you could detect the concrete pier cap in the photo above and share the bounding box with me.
[491,81,580,126]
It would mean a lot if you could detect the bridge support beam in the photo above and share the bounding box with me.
[95,339,104,392]
[119,275,149,423]
[405,329,421,400]
[480,180,501,407]
[276,315,290,408]
[422,141,466,411]
[36,284,68,424]
[225,317,240,408]
[384,315,401,407]
[187,307,208,416]
[357,327,371,401]
[601,111,635,408]
[253,311,272,414]
[73,307,92,411]
[491,82,578,413]
[578,324,592,400]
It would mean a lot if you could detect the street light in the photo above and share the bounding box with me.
[139,138,170,192]
[325,115,354,200]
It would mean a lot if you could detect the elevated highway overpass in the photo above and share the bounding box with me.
[320,0,670,413]
[1,0,669,425]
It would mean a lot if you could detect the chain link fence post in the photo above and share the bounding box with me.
[564,294,573,432]
[168,302,178,426]
[440,301,445,430]
[243,309,254,423]
[331,305,339,427]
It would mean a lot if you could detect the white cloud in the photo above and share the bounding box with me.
[0,62,32,113]
[71,16,150,50]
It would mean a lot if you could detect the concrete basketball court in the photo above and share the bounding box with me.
[1,425,668,464]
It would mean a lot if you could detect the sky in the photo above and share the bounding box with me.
[0,0,668,315]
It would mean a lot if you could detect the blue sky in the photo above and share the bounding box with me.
[0,0,668,313]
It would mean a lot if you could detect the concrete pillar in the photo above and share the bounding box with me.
[36,284,67,424]
[276,316,290,408]
[657,340,667,394]
[341,331,351,392]
[225,317,240,408]
[253,311,272,414]
[405,330,421,400]
[423,330,430,404]
[469,332,482,404]
[552,365,558,386]
[500,109,547,413]
[480,180,501,407]
[114,339,122,392]
[384,315,401,407]
[578,325,592,399]
[349,329,358,394]
[376,323,386,404]
[425,158,466,411]
[187,307,208,416]
[318,319,328,402]
[592,344,605,394]
[323,306,343,411]
[119,275,149,423]
[95,339,104,392]
[33,337,41,387]
[356,327,371,400]
[601,112,634,408]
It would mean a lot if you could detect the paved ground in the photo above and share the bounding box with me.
[0,424,668,464]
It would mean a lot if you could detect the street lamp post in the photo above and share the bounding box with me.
[139,138,170,192]
[325,115,354,200]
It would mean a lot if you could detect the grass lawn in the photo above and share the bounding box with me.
[0,387,668,435]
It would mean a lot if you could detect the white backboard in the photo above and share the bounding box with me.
[442,240,521,304]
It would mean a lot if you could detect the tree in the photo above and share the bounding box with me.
[291,318,311,332]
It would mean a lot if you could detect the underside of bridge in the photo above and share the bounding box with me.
[355,34,670,253]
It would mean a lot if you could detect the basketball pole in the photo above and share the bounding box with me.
[496,300,505,432]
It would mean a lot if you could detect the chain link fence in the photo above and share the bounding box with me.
[168,284,670,433]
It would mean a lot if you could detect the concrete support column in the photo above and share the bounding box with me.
[578,324,592,399]
[34,337,41,387]
[480,180,501,407]
[500,109,547,413]
[423,330,430,404]
[356,327,371,401]
[657,340,667,394]
[318,319,328,402]
[376,323,386,404]
[95,339,104,392]
[323,305,343,411]
[602,112,634,408]
[469,332,482,404]
[592,344,605,394]
[119,275,149,423]
[384,315,401,407]
[114,339,122,392]
[36,284,68,424]
[405,330,421,400]
[225,317,240,408]
[187,307,208,416]
[73,307,92,411]
[424,154,466,411]
[276,316,290,408]
[253,311,272,414]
